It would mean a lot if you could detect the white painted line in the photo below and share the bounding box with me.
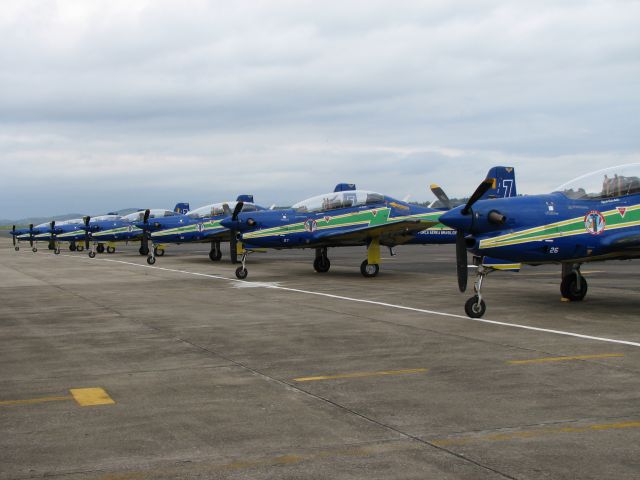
[55,254,640,348]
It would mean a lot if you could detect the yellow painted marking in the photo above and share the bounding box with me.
[433,421,640,447]
[293,368,427,382]
[0,395,71,407]
[69,387,115,406]
[508,353,624,365]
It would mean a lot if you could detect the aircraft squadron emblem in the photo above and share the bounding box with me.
[584,210,606,235]
[304,219,317,232]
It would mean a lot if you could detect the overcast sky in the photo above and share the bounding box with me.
[1,0,639,218]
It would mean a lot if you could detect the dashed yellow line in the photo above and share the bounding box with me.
[507,353,624,365]
[433,420,640,447]
[0,388,115,408]
[293,368,427,382]
[0,395,71,407]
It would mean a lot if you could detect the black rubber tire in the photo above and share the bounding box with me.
[560,273,588,301]
[139,245,149,256]
[88,251,96,258]
[77,245,84,252]
[360,260,379,278]
[32,247,37,253]
[464,295,486,318]
[15,246,19,251]
[69,244,77,252]
[107,246,116,254]
[48,243,54,250]
[154,247,165,257]
[209,249,222,261]
[96,244,105,254]
[54,249,60,255]
[313,256,331,273]
[235,267,248,279]
[147,256,156,265]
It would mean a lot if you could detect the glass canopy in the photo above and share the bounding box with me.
[554,164,640,200]
[292,190,385,213]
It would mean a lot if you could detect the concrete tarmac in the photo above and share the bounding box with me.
[1,238,639,479]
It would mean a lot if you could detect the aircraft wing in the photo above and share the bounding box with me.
[313,219,438,246]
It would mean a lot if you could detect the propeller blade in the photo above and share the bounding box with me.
[430,184,452,210]
[12,225,16,247]
[229,231,238,264]
[232,201,244,221]
[143,209,151,224]
[83,216,91,250]
[456,230,468,292]
[29,224,34,248]
[49,221,56,250]
[461,178,494,215]
[140,209,151,255]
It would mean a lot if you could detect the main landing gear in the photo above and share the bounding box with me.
[561,263,588,301]
[313,247,330,273]
[360,237,381,278]
[69,242,77,252]
[209,240,222,262]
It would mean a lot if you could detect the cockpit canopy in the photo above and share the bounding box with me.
[122,209,178,222]
[554,164,640,200]
[186,202,258,219]
[292,190,385,213]
[56,218,84,226]
[91,215,121,222]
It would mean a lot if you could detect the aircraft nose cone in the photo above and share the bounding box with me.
[439,208,473,232]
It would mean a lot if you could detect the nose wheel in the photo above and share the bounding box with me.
[147,244,157,265]
[464,261,492,318]
[209,241,222,261]
[235,250,252,279]
[560,265,587,301]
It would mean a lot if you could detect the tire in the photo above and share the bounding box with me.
[107,246,116,254]
[464,295,486,318]
[360,260,379,278]
[88,251,96,258]
[15,246,19,251]
[313,256,331,273]
[209,249,222,261]
[32,247,37,253]
[155,247,165,257]
[77,245,84,252]
[147,256,156,265]
[96,244,105,254]
[139,246,149,256]
[69,244,77,252]
[560,272,588,301]
[235,267,248,279]
[54,249,60,255]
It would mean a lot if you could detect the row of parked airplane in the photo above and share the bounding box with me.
[9,164,640,318]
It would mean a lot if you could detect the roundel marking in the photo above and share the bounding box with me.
[584,210,605,235]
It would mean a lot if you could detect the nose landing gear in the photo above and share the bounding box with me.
[313,247,330,273]
[561,263,587,301]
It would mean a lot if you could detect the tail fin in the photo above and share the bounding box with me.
[481,167,516,200]
[236,195,254,203]
[334,183,356,192]
[174,202,190,214]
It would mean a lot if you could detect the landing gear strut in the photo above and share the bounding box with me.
[209,240,222,262]
[235,250,252,279]
[147,244,157,265]
[313,247,330,273]
[464,258,492,318]
[561,263,588,301]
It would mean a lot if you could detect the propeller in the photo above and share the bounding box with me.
[12,225,16,248]
[228,201,244,264]
[141,209,151,255]
[430,184,452,210]
[83,216,91,251]
[28,224,34,249]
[455,178,495,292]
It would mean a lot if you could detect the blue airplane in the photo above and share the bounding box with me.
[12,222,53,252]
[146,195,263,265]
[221,169,516,280]
[439,164,640,318]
